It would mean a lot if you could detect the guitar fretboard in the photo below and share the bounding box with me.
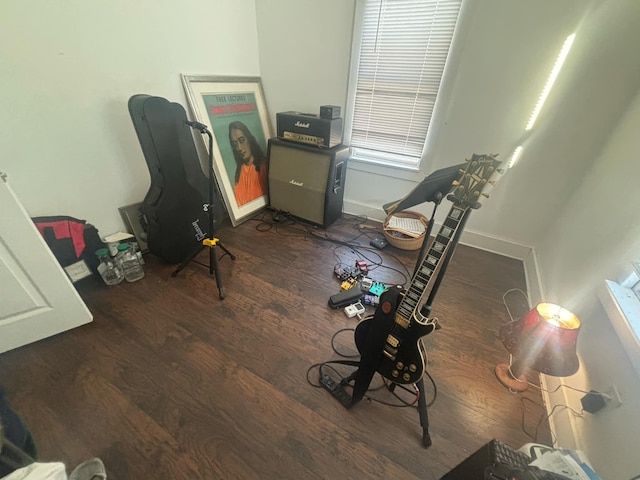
[395,205,467,323]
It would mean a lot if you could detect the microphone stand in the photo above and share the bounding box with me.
[172,121,236,299]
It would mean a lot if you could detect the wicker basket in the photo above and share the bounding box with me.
[383,210,429,251]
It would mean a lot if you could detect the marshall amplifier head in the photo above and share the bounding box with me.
[276,111,343,148]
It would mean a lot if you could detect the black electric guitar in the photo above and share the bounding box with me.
[354,154,503,384]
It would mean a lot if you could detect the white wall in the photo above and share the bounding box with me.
[538,86,640,312]
[0,0,260,237]
[536,88,640,480]
[255,0,356,128]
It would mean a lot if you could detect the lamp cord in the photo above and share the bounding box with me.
[502,288,530,322]
[522,379,612,401]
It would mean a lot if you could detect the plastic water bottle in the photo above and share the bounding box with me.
[95,248,124,285]
[115,243,145,282]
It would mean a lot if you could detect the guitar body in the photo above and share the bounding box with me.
[354,286,436,384]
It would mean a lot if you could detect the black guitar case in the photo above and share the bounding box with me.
[128,94,224,264]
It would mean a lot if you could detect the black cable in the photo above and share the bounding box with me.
[308,356,438,409]
[330,328,360,358]
[423,369,437,408]
[330,241,410,287]
[520,397,550,442]
[251,211,412,286]
[519,396,584,444]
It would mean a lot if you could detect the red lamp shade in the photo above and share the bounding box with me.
[496,303,581,391]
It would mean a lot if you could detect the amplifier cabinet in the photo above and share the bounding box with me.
[267,138,348,228]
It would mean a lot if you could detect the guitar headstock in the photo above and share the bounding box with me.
[448,153,503,208]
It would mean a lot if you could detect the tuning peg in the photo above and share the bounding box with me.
[465,158,470,162]
[452,180,460,186]
[497,168,505,174]
[482,193,490,198]
[489,180,497,186]
[458,169,465,174]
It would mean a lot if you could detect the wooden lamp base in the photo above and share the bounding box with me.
[494,363,528,392]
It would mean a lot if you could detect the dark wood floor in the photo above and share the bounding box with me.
[0,213,551,479]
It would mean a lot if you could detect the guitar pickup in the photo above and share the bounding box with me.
[386,335,399,348]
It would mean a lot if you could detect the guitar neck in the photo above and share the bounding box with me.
[395,204,467,322]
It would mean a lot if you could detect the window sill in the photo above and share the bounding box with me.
[347,155,423,182]
[598,280,640,378]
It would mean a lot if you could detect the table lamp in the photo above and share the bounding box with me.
[495,302,581,392]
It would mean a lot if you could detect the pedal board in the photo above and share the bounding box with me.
[319,373,352,408]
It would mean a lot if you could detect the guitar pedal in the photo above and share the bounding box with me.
[344,302,365,318]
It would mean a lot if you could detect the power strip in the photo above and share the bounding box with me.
[319,373,352,408]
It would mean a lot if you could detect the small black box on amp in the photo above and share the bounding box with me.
[320,105,341,119]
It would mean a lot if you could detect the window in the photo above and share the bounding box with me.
[346,0,463,169]
[600,260,640,378]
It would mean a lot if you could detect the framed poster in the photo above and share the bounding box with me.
[181,75,273,226]
[118,202,149,253]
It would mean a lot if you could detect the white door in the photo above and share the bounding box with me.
[0,173,92,353]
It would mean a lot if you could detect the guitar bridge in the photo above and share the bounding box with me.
[383,334,400,360]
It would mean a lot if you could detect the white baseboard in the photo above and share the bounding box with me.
[539,375,580,450]
[343,199,532,260]
[457,229,531,260]
[343,199,388,223]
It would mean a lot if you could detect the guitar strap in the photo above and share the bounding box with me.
[351,286,403,405]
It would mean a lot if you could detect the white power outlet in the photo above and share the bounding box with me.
[604,384,623,409]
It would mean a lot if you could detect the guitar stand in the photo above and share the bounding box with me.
[338,367,434,447]
[172,121,236,300]
[172,237,236,299]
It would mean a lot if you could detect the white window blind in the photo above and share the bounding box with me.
[350,0,462,167]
